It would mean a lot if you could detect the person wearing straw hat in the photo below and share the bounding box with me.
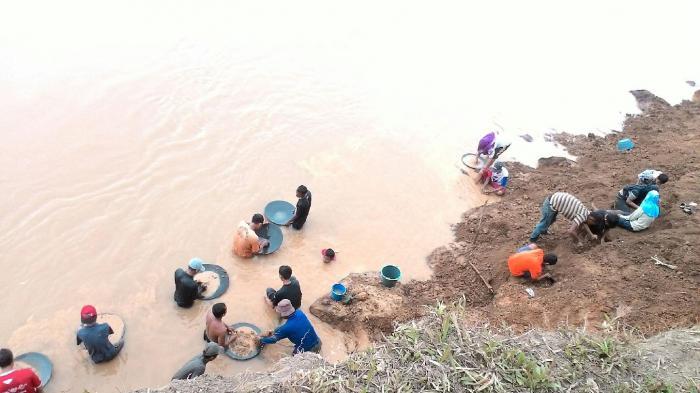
[0,348,42,393]
[258,299,321,355]
[173,258,207,308]
[171,342,220,380]
[76,305,124,364]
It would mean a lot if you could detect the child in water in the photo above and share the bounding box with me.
[321,249,336,263]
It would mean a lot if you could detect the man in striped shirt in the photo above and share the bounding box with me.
[529,192,605,245]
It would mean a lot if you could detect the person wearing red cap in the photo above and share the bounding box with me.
[76,305,123,364]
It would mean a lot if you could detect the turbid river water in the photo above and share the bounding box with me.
[1,1,698,391]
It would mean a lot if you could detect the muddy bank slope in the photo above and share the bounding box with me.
[311,91,700,336]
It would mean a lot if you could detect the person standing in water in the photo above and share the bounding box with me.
[76,305,124,364]
[173,258,207,308]
[285,185,312,229]
[0,348,42,393]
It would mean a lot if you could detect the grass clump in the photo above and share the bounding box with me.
[266,300,693,393]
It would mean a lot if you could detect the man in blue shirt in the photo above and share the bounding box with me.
[76,305,123,363]
[259,299,321,354]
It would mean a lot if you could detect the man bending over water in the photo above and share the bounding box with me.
[76,305,124,364]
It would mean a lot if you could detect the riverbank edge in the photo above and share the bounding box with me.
[130,89,700,392]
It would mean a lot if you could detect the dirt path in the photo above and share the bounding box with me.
[311,90,700,337]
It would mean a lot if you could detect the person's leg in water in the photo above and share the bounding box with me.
[529,196,557,242]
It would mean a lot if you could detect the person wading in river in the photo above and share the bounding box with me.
[285,185,312,229]
[171,342,220,381]
[76,305,124,364]
[204,303,237,347]
[173,258,207,308]
[0,348,42,393]
[233,214,270,258]
[258,299,321,355]
[265,265,302,309]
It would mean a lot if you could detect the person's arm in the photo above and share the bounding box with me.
[567,222,582,243]
[189,364,206,379]
[77,333,82,346]
[479,157,496,175]
[580,222,597,241]
[31,371,42,391]
[260,325,287,345]
[625,192,640,210]
[251,238,262,254]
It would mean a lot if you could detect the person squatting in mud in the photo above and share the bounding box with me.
[508,244,558,282]
[529,192,618,246]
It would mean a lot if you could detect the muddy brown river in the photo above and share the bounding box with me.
[2,1,698,391]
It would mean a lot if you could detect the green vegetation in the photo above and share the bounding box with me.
[267,300,696,392]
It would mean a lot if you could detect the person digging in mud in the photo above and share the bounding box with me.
[508,246,558,282]
[529,192,611,246]
[615,190,660,232]
[173,258,207,308]
[233,214,270,258]
[584,209,619,244]
[478,161,509,196]
[637,169,669,186]
[613,182,659,214]
[204,303,237,347]
[76,305,124,364]
[171,342,220,380]
[284,185,312,229]
[265,265,302,309]
[258,299,322,355]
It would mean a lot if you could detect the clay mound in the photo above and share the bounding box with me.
[310,273,415,334]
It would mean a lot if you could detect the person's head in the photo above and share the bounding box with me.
[543,254,558,266]
[212,303,227,319]
[251,213,264,230]
[187,258,206,275]
[605,212,619,228]
[493,162,505,172]
[296,185,308,198]
[274,299,295,318]
[322,248,336,263]
[0,349,13,368]
[80,305,97,325]
[202,342,220,362]
[657,173,669,185]
[279,265,292,281]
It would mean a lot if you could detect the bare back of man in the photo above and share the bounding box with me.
[206,311,234,347]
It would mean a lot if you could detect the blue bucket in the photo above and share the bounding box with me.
[380,265,401,287]
[617,138,634,151]
[330,283,347,301]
